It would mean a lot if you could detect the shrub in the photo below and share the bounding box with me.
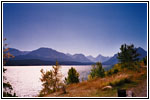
[106,70,112,76]
[113,69,119,74]
[143,56,147,66]
[89,62,105,79]
[109,78,131,87]
[39,61,63,96]
[106,69,118,76]
[3,92,17,97]
[88,75,92,80]
[106,63,121,76]
[65,67,79,84]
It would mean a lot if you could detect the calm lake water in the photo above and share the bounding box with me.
[4,65,111,97]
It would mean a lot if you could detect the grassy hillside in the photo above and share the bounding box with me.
[44,65,147,97]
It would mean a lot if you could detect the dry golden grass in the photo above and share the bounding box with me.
[44,67,147,97]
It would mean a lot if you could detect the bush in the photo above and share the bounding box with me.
[89,62,105,79]
[39,61,63,96]
[87,75,93,80]
[106,69,118,76]
[113,69,119,74]
[106,70,112,76]
[3,92,17,97]
[109,78,131,87]
[65,67,79,84]
[143,56,147,66]
[106,64,121,76]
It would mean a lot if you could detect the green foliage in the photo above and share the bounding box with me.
[142,56,147,66]
[109,78,131,87]
[106,70,112,76]
[89,62,105,79]
[3,92,17,97]
[106,68,118,76]
[39,61,63,96]
[113,69,119,74]
[3,82,15,97]
[65,67,79,84]
[106,64,122,76]
[117,44,139,69]
[88,75,93,80]
[3,82,13,90]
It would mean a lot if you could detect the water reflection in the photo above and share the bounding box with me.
[4,65,110,97]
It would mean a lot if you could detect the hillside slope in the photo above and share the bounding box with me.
[44,67,147,97]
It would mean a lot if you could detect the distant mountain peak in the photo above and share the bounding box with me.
[8,48,30,56]
[38,47,53,50]
[87,54,111,63]
[66,53,72,56]
[73,53,85,56]
[137,47,146,51]
[71,53,91,62]
[97,54,102,57]
[87,55,95,62]
[95,54,111,63]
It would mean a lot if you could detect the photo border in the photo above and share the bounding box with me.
[1,1,149,99]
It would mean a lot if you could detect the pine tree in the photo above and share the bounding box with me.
[117,44,139,69]
[65,67,79,84]
[89,62,105,78]
[40,61,63,96]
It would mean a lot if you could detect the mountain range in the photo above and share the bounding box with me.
[5,47,147,66]
[87,54,111,63]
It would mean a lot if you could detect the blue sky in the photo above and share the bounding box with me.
[3,3,147,57]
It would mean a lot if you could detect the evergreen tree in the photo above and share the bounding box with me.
[89,62,105,78]
[65,67,79,84]
[40,61,63,96]
[117,44,139,68]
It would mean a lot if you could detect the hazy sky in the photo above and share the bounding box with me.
[3,3,147,57]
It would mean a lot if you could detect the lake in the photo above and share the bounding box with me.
[4,65,111,97]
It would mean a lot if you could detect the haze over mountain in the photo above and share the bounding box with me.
[9,48,93,64]
[87,54,111,63]
[87,55,95,62]
[25,47,73,61]
[6,47,147,66]
[8,48,30,56]
[102,54,118,65]
[66,53,91,62]
[9,47,109,63]
[72,54,91,62]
